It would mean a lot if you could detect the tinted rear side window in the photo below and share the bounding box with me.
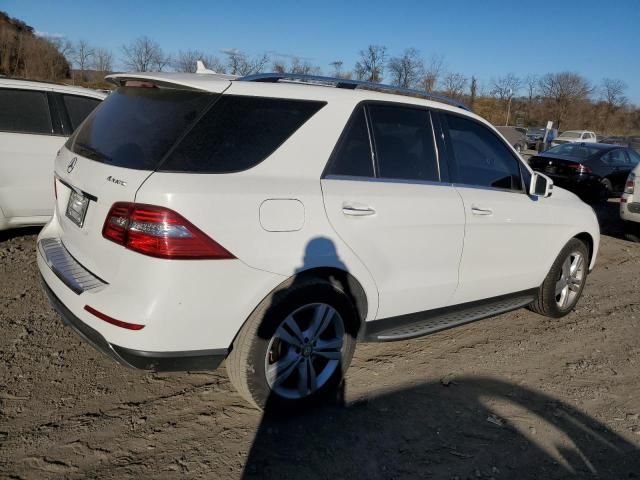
[444,113,523,191]
[161,96,325,173]
[68,87,213,170]
[0,88,52,134]
[325,106,374,177]
[368,104,439,182]
[62,94,101,131]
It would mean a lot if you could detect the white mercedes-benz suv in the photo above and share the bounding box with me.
[0,78,105,230]
[37,71,600,409]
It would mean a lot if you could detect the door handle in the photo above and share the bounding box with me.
[342,204,376,216]
[471,206,493,216]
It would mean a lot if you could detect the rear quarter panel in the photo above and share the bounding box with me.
[134,97,380,321]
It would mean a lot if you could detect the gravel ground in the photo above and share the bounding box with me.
[1,201,639,479]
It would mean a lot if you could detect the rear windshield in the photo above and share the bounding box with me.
[68,87,214,170]
[68,87,325,173]
[545,143,601,159]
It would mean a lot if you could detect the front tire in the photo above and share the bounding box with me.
[226,277,358,410]
[528,238,589,318]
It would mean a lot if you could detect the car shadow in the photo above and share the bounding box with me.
[240,235,638,479]
[242,376,639,479]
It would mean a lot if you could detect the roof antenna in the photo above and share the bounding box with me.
[196,60,217,74]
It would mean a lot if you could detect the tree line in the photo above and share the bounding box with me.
[1,10,638,135]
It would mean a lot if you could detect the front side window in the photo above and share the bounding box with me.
[62,95,101,131]
[444,113,523,191]
[602,149,629,166]
[0,88,52,135]
[325,106,374,177]
[368,104,439,182]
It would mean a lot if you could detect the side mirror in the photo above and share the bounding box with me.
[530,172,553,197]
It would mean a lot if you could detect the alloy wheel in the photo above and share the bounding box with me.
[265,303,345,400]
[555,252,585,308]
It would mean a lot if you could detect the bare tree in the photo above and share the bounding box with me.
[49,37,74,64]
[121,36,170,72]
[524,74,538,103]
[490,73,522,101]
[538,72,592,127]
[271,56,319,75]
[93,48,113,73]
[421,54,444,92]
[354,45,387,83]
[469,76,478,109]
[442,72,468,100]
[329,60,343,77]
[290,57,320,75]
[174,50,225,73]
[601,78,627,110]
[73,40,94,81]
[224,50,269,76]
[387,48,424,88]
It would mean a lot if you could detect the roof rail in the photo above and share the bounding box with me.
[239,72,470,110]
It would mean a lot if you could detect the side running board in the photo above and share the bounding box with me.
[363,289,537,342]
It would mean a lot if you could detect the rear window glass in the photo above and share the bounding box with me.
[62,94,101,131]
[546,143,601,159]
[0,88,52,134]
[325,106,374,177]
[68,87,213,170]
[161,96,325,173]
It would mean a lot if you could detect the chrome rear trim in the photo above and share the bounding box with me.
[38,238,107,295]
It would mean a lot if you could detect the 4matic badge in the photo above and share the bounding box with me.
[106,176,127,187]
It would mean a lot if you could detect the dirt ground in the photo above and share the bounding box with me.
[1,201,639,479]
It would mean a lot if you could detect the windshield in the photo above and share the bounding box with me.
[558,131,582,139]
[545,143,601,159]
[67,86,215,170]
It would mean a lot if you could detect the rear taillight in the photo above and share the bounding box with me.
[102,202,234,260]
[624,173,635,194]
[567,163,592,174]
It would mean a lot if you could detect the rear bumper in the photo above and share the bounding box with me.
[41,276,226,371]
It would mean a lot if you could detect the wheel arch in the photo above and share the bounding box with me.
[228,266,370,352]
[293,267,369,328]
[574,232,594,267]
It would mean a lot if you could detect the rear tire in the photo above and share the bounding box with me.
[624,221,640,242]
[226,277,358,410]
[528,238,589,318]
[600,178,613,202]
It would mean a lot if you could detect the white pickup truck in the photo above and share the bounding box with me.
[552,130,597,146]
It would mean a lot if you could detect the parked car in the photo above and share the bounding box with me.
[620,163,640,242]
[600,135,640,152]
[528,143,640,201]
[495,126,527,153]
[551,130,597,146]
[526,128,545,149]
[0,78,105,231]
[37,71,599,410]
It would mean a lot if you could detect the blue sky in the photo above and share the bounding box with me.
[3,0,640,103]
